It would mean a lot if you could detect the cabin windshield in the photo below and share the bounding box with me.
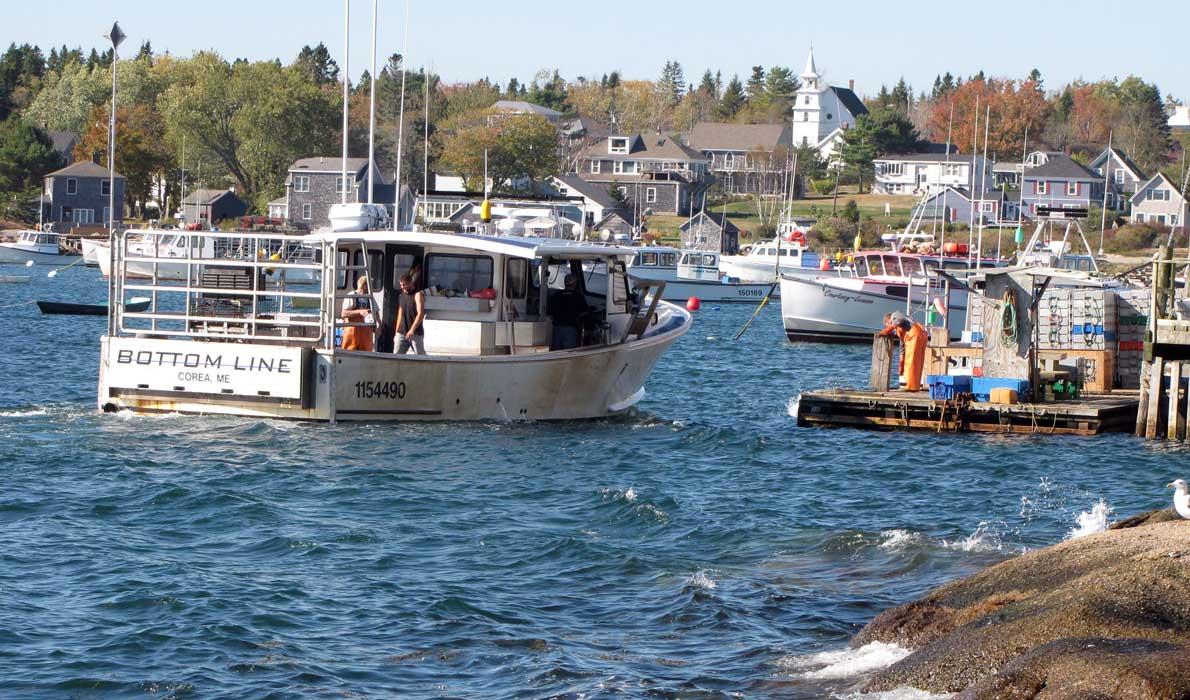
[425,253,494,296]
[882,255,902,277]
[900,257,923,276]
[659,252,677,267]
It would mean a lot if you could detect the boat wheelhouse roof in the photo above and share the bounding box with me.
[300,230,637,261]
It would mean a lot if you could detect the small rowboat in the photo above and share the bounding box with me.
[0,275,30,283]
[37,298,151,316]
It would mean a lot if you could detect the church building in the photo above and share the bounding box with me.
[790,48,867,162]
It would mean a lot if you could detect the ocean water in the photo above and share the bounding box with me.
[0,266,1184,699]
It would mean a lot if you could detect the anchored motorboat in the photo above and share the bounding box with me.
[718,235,825,283]
[81,238,109,267]
[588,245,773,303]
[97,225,691,421]
[96,230,318,283]
[0,230,82,265]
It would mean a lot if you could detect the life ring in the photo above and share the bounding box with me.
[784,229,807,245]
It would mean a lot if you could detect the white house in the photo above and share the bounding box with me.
[873,152,991,195]
[1130,173,1187,228]
[790,48,867,162]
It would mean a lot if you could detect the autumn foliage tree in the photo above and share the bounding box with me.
[438,112,558,193]
[926,77,1050,159]
[75,103,170,217]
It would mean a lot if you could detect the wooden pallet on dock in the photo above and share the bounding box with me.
[796,389,1139,436]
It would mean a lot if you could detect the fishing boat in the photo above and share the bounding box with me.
[587,246,774,303]
[38,297,151,316]
[718,234,825,283]
[96,231,318,283]
[0,231,82,265]
[778,249,999,342]
[96,224,691,421]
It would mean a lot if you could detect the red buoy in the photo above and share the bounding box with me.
[818,258,832,271]
[686,296,701,311]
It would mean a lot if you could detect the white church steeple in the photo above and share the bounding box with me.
[801,46,818,89]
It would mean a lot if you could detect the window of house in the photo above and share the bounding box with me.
[617,186,628,199]
[1151,189,1171,202]
[646,187,657,203]
[294,175,310,192]
[1136,213,1147,223]
[802,113,809,122]
[609,137,629,154]
[1036,181,1048,195]
[66,178,77,195]
[883,162,905,176]
[826,113,834,121]
[980,201,995,213]
[302,203,312,220]
[804,96,810,105]
[60,206,72,222]
[101,180,111,196]
[103,207,110,225]
[1114,169,1124,184]
[590,160,601,174]
[1156,214,1167,225]
[1173,214,1180,226]
[613,161,637,175]
[425,253,494,295]
[723,153,735,169]
[335,176,350,194]
[1066,181,1079,196]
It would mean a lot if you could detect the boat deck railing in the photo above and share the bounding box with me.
[108,229,332,346]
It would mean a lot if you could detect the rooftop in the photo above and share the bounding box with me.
[1024,154,1098,181]
[491,100,562,118]
[684,122,791,152]
[47,160,124,179]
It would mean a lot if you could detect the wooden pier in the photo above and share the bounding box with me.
[796,389,1139,436]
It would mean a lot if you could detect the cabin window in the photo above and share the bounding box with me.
[66,178,77,195]
[853,256,870,277]
[660,253,677,267]
[335,249,384,291]
[425,253,494,296]
[900,257,922,276]
[885,286,908,298]
[882,255,901,276]
[506,258,529,299]
[640,252,658,266]
[611,261,630,309]
[867,256,884,276]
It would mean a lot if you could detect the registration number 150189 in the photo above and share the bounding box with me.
[355,381,407,399]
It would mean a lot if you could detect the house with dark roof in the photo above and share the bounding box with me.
[47,131,78,164]
[546,174,626,229]
[873,152,991,196]
[574,134,711,216]
[680,210,740,254]
[791,48,867,161]
[684,122,792,195]
[181,188,248,227]
[1130,173,1187,228]
[285,156,388,230]
[43,160,125,228]
[1020,154,1104,219]
[1088,147,1147,211]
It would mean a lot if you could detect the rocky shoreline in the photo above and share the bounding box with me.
[853,509,1190,698]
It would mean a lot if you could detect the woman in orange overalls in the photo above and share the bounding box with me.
[879,312,927,391]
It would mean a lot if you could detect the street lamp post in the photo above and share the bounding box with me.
[105,21,125,232]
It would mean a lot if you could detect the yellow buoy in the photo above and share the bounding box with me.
[480,199,492,223]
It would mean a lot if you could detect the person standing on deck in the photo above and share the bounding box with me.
[341,275,375,351]
[394,272,426,355]
[548,273,590,350]
[879,311,927,391]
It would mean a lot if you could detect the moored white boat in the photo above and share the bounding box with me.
[81,238,108,267]
[718,236,825,283]
[621,246,774,302]
[0,231,82,265]
[98,227,691,421]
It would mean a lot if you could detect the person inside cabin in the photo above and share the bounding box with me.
[341,274,375,351]
[548,273,590,350]
[394,271,427,355]
[879,311,927,391]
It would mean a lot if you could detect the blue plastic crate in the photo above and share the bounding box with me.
[972,377,1029,402]
[927,374,972,400]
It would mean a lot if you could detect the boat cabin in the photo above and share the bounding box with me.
[109,230,647,357]
[677,251,722,281]
[14,230,63,252]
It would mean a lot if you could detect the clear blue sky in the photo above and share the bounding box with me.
[7,0,1187,101]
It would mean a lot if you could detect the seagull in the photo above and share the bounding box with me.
[1169,479,1190,520]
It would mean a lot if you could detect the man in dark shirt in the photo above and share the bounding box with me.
[394,272,426,355]
[548,273,589,350]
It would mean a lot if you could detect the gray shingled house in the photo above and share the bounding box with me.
[680,210,740,254]
[1087,147,1148,212]
[285,156,389,230]
[1021,154,1104,219]
[684,122,792,195]
[181,188,248,227]
[574,134,711,217]
[43,160,125,228]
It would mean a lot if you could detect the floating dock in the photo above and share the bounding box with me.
[796,390,1139,436]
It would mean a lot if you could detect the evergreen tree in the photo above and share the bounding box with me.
[1028,68,1043,90]
[716,75,745,119]
[294,43,339,85]
[891,78,911,114]
[698,69,717,98]
[506,77,520,97]
[745,66,766,100]
[136,40,153,62]
[658,60,685,105]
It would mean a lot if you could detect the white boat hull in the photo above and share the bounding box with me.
[779,275,966,343]
[97,305,691,421]
[629,274,774,303]
[718,257,825,283]
[0,245,80,265]
[81,238,108,267]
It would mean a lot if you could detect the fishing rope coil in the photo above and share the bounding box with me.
[1000,288,1019,346]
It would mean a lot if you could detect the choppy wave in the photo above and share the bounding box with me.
[1068,499,1113,539]
[778,641,912,680]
